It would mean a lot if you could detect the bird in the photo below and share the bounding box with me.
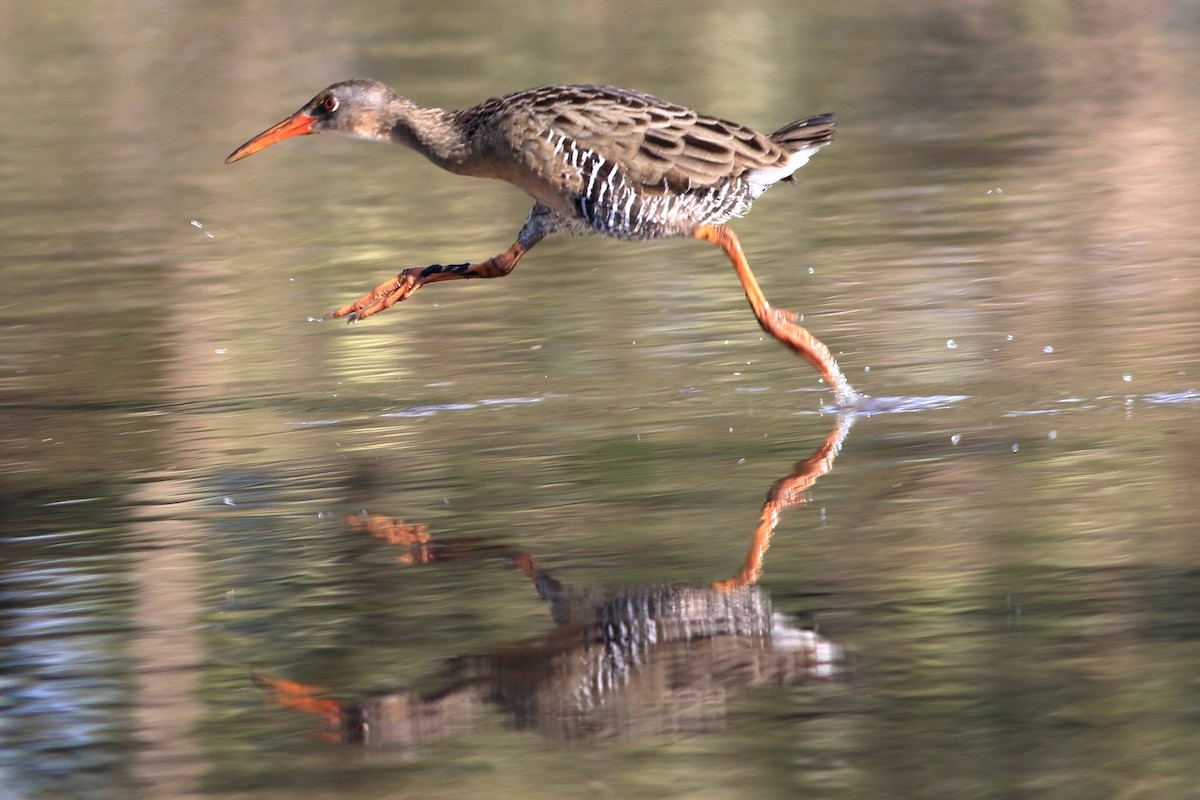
[226,80,858,405]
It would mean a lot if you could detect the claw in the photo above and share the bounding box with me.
[321,240,526,327]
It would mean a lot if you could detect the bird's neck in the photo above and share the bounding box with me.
[385,98,471,170]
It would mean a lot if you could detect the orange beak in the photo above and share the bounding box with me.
[225,112,318,164]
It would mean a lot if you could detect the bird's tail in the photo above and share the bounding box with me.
[770,113,836,153]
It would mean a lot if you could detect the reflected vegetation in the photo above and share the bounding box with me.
[0,532,137,799]
[257,415,853,750]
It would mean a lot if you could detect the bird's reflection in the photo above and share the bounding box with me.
[258,413,856,748]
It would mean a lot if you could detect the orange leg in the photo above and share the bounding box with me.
[254,674,344,738]
[347,511,535,570]
[327,240,529,322]
[713,412,855,591]
[694,224,859,407]
[346,512,432,563]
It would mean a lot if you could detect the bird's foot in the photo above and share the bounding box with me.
[325,271,421,322]
[758,303,860,405]
[345,512,433,564]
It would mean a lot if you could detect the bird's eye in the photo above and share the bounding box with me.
[321,95,339,113]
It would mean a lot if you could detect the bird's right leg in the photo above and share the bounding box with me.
[326,204,559,323]
[694,224,860,407]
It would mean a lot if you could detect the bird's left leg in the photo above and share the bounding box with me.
[326,204,559,322]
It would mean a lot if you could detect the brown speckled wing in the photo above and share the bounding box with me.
[497,85,795,194]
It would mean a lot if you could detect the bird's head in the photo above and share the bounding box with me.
[225,79,397,164]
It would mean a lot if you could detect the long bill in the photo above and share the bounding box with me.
[225,112,317,164]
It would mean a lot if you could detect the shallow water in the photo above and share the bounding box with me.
[2,1,1200,798]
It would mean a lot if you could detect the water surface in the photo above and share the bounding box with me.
[2,1,1199,798]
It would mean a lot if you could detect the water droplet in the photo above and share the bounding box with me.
[946,339,958,349]
[1011,443,1019,452]
[1043,345,1054,354]
[950,434,961,445]
[863,366,870,373]
[1048,430,1057,440]
[215,347,227,355]
[807,266,815,275]
[1122,372,1132,382]
[190,219,203,229]
[1006,334,1014,342]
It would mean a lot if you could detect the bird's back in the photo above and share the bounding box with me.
[454,85,835,240]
